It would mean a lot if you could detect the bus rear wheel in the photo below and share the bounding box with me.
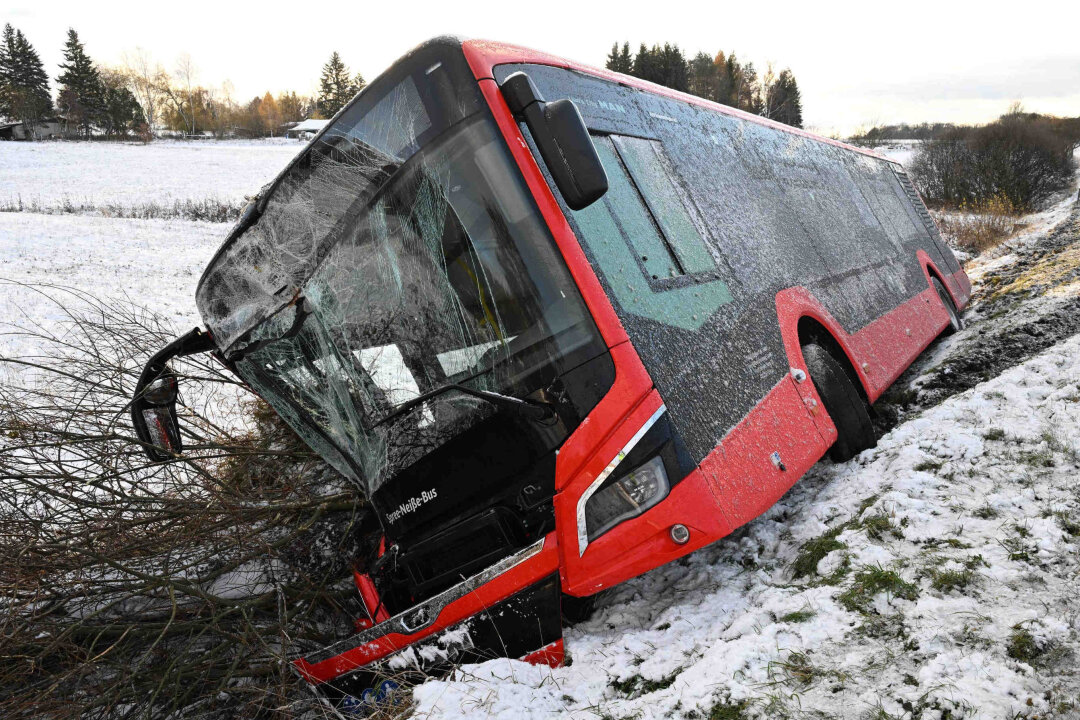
[802,343,875,462]
[932,277,964,334]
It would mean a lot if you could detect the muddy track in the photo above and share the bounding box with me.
[874,203,1080,435]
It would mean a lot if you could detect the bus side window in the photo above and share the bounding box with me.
[582,135,716,282]
[610,135,716,276]
[587,136,683,281]
[568,135,733,332]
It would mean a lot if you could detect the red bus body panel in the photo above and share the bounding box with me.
[295,38,972,689]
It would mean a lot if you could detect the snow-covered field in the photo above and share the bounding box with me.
[0,139,293,362]
[0,213,223,361]
[3,139,1080,719]
[1,138,300,208]
[873,140,922,167]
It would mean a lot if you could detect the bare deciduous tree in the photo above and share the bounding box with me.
[165,53,198,136]
[0,283,381,718]
[121,47,167,136]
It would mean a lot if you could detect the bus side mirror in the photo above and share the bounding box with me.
[131,328,215,461]
[500,72,608,210]
[134,371,183,461]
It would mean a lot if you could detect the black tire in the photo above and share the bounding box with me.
[802,343,876,462]
[933,277,964,335]
[561,593,597,625]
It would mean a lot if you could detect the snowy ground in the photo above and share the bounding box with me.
[0,139,292,364]
[414,330,1080,718]
[0,138,300,209]
[0,213,222,359]
[3,140,1080,719]
[871,140,922,167]
[409,197,1080,717]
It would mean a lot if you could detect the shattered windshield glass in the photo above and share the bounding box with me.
[196,56,603,495]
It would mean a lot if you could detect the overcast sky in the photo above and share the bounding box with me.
[6,0,1079,135]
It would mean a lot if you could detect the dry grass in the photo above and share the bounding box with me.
[0,195,244,223]
[933,194,1025,254]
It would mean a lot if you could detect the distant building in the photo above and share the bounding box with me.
[0,118,66,141]
[285,118,330,140]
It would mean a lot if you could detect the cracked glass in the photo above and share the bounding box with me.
[197,57,604,494]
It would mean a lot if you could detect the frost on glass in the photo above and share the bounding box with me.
[611,135,716,275]
[498,62,948,462]
[196,83,598,494]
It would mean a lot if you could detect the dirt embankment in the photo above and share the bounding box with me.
[874,201,1080,434]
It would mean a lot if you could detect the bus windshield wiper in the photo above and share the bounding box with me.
[374,384,557,428]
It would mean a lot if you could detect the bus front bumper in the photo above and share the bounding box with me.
[292,535,563,710]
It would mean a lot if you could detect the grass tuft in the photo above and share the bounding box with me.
[860,512,902,541]
[791,527,846,579]
[610,669,682,697]
[768,651,817,686]
[839,565,919,612]
[708,699,749,720]
[1054,511,1080,537]
[1007,626,1045,663]
[1018,447,1055,468]
[913,459,944,473]
[927,556,986,593]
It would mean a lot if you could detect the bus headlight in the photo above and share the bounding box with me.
[584,456,669,541]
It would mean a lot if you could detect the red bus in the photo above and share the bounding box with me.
[131,37,970,709]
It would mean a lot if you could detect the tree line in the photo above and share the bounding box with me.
[847,122,962,146]
[0,22,367,140]
[909,105,1080,212]
[605,41,803,128]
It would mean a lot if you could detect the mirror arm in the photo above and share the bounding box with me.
[499,72,607,210]
[501,74,574,193]
[135,327,216,393]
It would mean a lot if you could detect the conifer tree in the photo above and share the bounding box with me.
[768,69,803,128]
[1,25,52,134]
[277,90,305,123]
[605,43,619,71]
[688,51,719,101]
[605,42,632,74]
[657,43,688,92]
[0,24,15,119]
[718,53,737,107]
[316,52,364,118]
[97,67,144,136]
[57,28,103,138]
[632,43,660,85]
[602,39,801,123]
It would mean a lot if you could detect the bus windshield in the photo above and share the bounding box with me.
[196,55,604,495]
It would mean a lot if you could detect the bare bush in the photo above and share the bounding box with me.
[932,194,1024,254]
[0,283,371,718]
[910,113,1077,211]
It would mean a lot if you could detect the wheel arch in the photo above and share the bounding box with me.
[917,250,961,309]
[774,286,876,405]
[796,316,871,407]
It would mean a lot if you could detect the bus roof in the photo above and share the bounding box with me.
[461,38,894,166]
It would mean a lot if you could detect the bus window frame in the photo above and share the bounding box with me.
[469,69,738,593]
